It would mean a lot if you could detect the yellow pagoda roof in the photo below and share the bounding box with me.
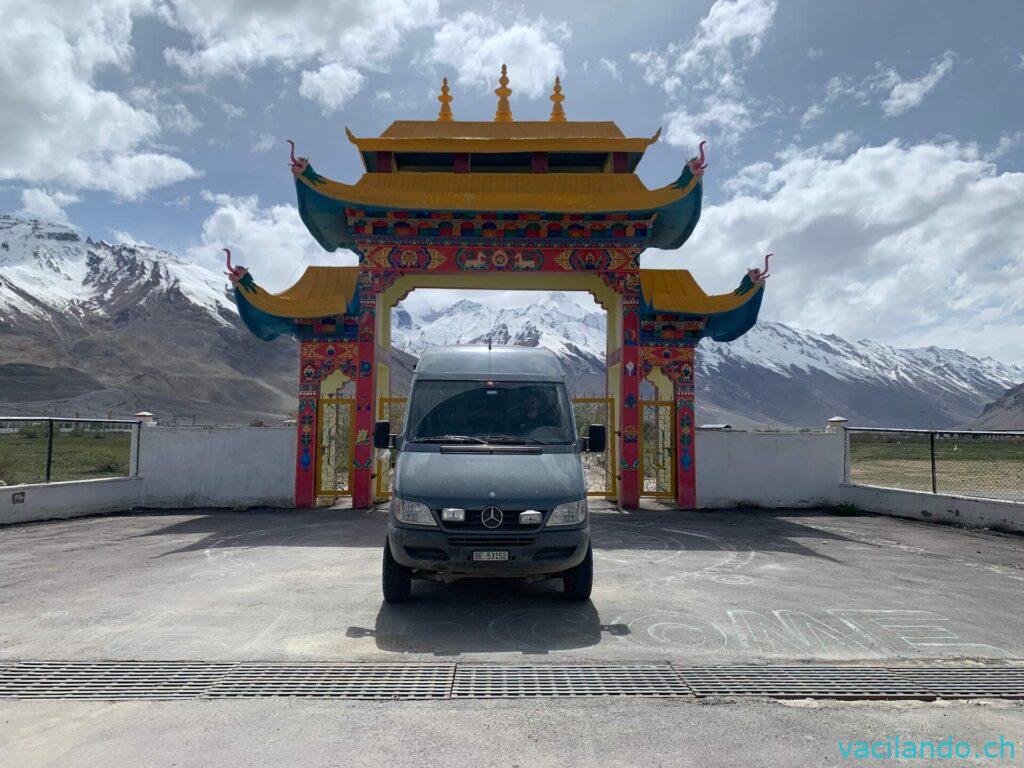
[242,266,358,318]
[640,269,761,315]
[298,169,697,214]
[346,121,660,154]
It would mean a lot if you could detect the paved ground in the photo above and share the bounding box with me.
[1,503,1022,662]
[1,504,1022,766]
[2,698,1021,767]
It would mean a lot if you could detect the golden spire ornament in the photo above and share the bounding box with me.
[549,76,566,122]
[437,77,453,122]
[494,64,513,122]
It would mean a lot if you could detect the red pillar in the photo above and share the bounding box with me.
[674,346,697,509]
[619,300,641,509]
[352,292,377,508]
[294,346,317,507]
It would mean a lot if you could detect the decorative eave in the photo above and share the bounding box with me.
[292,160,702,253]
[639,268,767,343]
[231,266,360,341]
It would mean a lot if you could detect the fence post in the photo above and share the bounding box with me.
[929,431,937,494]
[44,419,54,483]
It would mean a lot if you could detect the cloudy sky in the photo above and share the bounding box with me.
[2,0,1023,360]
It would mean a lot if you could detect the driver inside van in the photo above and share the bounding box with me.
[517,392,547,433]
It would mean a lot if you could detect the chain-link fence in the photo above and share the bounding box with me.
[845,428,1024,504]
[0,418,140,486]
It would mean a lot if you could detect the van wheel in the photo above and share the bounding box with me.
[382,540,412,603]
[562,545,593,601]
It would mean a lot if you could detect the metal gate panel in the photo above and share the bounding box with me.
[639,400,675,498]
[375,397,408,500]
[316,398,355,497]
[572,397,617,497]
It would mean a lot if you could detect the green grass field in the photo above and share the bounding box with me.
[849,433,1024,503]
[0,427,132,486]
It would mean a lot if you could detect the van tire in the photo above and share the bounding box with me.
[382,540,412,603]
[562,545,593,601]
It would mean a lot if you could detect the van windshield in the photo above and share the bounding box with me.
[406,381,574,445]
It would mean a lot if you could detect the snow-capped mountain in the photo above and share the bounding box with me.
[0,216,235,323]
[390,293,1024,428]
[392,293,608,393]
[0,215,296,423]
[2,214,1020,428]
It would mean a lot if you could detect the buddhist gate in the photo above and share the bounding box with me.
[228,67,768,510]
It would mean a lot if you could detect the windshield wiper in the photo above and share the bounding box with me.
[411,434,488,444]
[481,434,548,445]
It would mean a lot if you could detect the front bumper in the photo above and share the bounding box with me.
[388,523,589,576]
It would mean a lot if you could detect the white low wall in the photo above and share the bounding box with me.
[840,484,1024,534]
[0,477,141,525]
[137,426,295,509]
[696,430,845,508]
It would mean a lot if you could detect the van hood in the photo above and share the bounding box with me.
[394,449,585,510]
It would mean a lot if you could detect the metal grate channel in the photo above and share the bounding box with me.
[206,663,455,699]
[0,661,235,700]
[453,664,689,698]
[675,666,935,700]
[890,667,1024,699]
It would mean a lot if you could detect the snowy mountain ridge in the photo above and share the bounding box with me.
[2,213,1021,427]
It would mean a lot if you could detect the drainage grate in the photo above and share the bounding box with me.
[206,663,455,699]
[675,665,935,700]
[890,667,1024,699]
[0,661,234,700]
[453,664,689,698]
[2,662,1024,701]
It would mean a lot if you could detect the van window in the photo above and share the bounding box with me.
[406,381,574,445]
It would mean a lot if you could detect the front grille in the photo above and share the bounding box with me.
[443,508,542,531]
[447,537,535,548]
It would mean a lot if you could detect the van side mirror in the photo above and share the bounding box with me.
[373,420,393,450]
[586,424,606,453]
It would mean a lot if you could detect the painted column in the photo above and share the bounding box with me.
[295,344,318,509]
[618,281,641,509]
[673,345,697,509]
[352,288,377,507]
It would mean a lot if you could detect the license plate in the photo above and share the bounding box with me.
[473,551,509,561]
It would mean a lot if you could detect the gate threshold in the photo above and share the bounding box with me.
[2,662,1023,701]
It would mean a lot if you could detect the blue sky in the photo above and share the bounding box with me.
[2,0,1023,360]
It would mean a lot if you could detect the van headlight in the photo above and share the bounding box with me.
[545,499,588,527]
[391,497,437,527]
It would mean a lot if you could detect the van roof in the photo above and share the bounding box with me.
[415,345,566,381]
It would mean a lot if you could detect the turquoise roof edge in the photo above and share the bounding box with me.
[293,163,702,252]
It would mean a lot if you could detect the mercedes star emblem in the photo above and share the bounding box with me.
[480,506,504,529]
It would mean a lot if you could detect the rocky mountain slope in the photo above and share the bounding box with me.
[2,214,1020,428]
[970,382,1024,429]
[0,215,296,423]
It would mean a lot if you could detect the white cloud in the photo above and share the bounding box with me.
[161,0,437,111]
[190,191,354,291]
[632,0,777,94]
[648,137,1024,363]
[17,189,80,224]
[110,229,152,247]
[630,0,777,149]
[879,51,955,116]
[0,1,198,199]
[664,94,753,148]
[251,134,276,153]
[598,57,621,81]
[299,63,366,114]
[803,53,956,124]
[427,11,569,99]
[807,47,822,59]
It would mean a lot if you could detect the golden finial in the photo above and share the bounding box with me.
[437,77,453,122]
[549,76,566,122]
[494,64,513,122]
